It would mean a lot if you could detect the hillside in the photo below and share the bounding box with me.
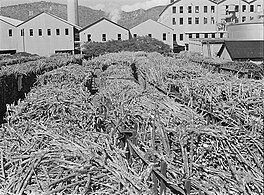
[0,1,165,29]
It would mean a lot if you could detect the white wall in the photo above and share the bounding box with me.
[0,20,18,51]
[158,0,219,46]
[17,13,75,56]
[80,19,130,43]
[130,19,173,48]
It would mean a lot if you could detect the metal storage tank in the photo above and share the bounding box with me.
[227,20,264,40]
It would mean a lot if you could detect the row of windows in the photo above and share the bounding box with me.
[225,4,262,13]
[87,34,122,42]
[173,33,223,41]
[172,4,262,14]
[133,33,168,41]
[172,17,215,25]
[172,5,215,14]
[20,28,70,37]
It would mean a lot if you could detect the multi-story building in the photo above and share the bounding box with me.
[158,0,263,50]
[158,0,223,49]
[218,0,263,24]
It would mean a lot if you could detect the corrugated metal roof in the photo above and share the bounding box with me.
[224,40,264,60]
[0,15,23,26]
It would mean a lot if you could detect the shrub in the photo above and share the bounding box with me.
[81,36,171,59]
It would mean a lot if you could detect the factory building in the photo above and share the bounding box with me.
[130,19,174,48]
[79,18,130,43]
[16,12,81,56]
[158,0,263,50]
[0,16,22,54]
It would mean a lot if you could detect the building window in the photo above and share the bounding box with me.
[38,29,42,36]
[196,33,199,38]
[211,6,215,13]
[242,5,246,12]
[21,29,24,36]
[211,17,215,24]
[9,29,12,37]
[204,33,208,38]
[180,18,183,25]
[163,33,166,41]
[242,16,246,22]
[47,29,51,36]
[250,5,254,12]
[204,17,208,24]
[226,5,229,15]
[180,6,183,13]
[102,34,106,41]
[220,33,224,38]
[235,5,239,12]
[257,5,261,12]
[188,6,192,13]
[195,6,199,13]
[133,34,137,38]
[188,34,192,39]
[180,34,183,41]
[65,28,69,35]
[29,29,33,36]
[172,6,176,13]
[148,34,152,38]
[118,34,122,40]
[195,17,199,24]
[204,6,208,13]
[211,33,215,38]
[173,34,176,41]
[87,34,91,41]
[250,16,254,20]
[188,17,192,24]
[172,18,176,25]
[56,29,60,35]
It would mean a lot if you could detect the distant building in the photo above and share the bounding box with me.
[130,19,174,48]
[158,0,263,50]
[15,12,81,56]
[0,16,22,54]
[159,0,224,50]
[79,18,130,44]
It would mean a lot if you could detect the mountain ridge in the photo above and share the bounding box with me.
[0,1,165,29]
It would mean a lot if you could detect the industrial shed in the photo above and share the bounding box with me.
[79,18,130,43]
[130,19,174,48]
[0,16,22,54]
[217,40,264,62]
[16,12,81,56]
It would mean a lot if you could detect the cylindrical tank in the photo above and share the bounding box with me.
[227,21,264,40]
[67,0,79,26]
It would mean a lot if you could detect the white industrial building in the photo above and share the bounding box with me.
[16,12,81,56]
[79,18,130,43]
[130,19,174,48]
[0,16,22,54]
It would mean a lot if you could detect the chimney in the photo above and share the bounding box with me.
[67,0,79,26]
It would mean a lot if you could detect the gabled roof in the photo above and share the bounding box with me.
[131,19,174,31]
[0,15,23,26]
[159,0,218,17]
[218,40,264,60]
[17,12,81,29]
[80,18,129,32]
[218,0,249,4]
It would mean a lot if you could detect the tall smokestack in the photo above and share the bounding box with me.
[67,0,79,26]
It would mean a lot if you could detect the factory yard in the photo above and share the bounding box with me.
[0,51,263,194]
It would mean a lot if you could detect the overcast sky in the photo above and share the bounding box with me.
[0,0,170,11]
